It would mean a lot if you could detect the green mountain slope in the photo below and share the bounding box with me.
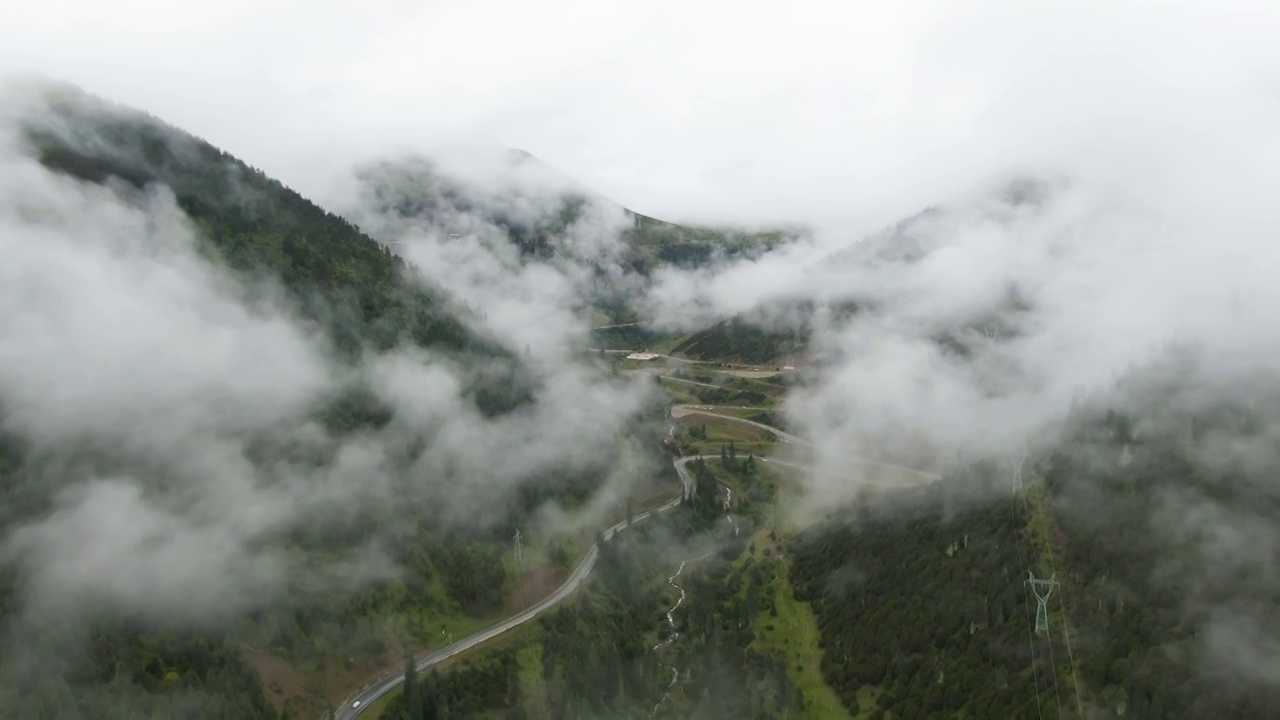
[347,153,798,336]
[351,154,794,273]
[622,212,794,273]
[0,83,678,720]
[18,83,529,417]
[667,310,811,366]
[789,369,1280,719]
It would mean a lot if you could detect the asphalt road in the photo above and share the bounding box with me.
[338,488,690,719]
[592,348,794,374]
[672,405,941,483]
[335,411,932,718]
[670,404,804,444]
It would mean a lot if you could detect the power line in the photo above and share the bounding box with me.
[1028,572,1065,718]
[1011,451,1027,495]
[1037,497,1086,719]
[1012,455,1063,719]
[1018,496,1064,719]
[1017,457,1081,719]
[1021,568,1046,720]
[1010,488,1044,720]
[1044,612,1065,720]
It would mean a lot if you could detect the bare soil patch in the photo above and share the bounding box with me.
[504,564,569,613]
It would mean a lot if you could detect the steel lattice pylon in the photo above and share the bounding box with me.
[1026,572,1058,634]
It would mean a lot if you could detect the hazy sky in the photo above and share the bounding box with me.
[5,0,1278,231]
[5,1,1280,690]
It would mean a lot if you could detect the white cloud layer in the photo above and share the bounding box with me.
[0,97,657,624]
[4,1,1276,230]
[4,5,1280,690]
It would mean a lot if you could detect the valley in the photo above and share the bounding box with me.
[2,77,1278,720]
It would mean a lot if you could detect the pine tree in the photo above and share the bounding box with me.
[423,669,441,720]
[405,653,424,720]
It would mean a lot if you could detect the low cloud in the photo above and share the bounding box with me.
[640,62,1280,481]
[0,87,660,635]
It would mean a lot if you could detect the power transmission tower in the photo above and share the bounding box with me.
[513,528,522,563]
[1011,451,1027,495]
[1026,572,1058,635]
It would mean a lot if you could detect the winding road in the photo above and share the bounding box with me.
[672,404,941,484]
[592,348,795,375]
[337,493,683,719]
[336,407,932,718]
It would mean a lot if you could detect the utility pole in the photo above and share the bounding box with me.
[513,528,522,564]
[1026,572,1058,634]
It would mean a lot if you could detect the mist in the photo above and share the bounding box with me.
[622,51,1280,700]
[4,1,1280,713]
[0,86,661,638]
[638,54,1280,494]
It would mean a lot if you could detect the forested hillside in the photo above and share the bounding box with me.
[0,84,675,720]
[790,372,1280,719]
[347,155,798,330]
[353,156,793,275]
[790,475,1045,718]
[621,213,793,273]
[393,453,835,720]
[668,315,810,366]
[19,84,529,416]
[380,524,671,720]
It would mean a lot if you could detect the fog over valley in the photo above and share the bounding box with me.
[1,2,1279,719]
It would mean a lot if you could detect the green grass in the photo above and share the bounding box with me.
[515,638,553,720]
[680,414,778,458]
[355,484,688,719]
[611,358,662,371]
[366,617,547,719]
[658,379,703,403]
[716,466,848,720]
[689,406,761,418]
[754,564,852,719]
[650,333,693,354]
[362,686,400,719]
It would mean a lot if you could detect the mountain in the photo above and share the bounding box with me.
[0,82,678,719]
[631,177,1059,367]
[347,151,798,271]
[665,305,813,366]
[788,373,1280,719]
[16,84,534,415]
[343,152,802,328]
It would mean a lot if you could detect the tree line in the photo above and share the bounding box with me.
[789,379,1280,719]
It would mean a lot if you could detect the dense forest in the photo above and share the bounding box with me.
[385,448,830,720]
[20,85,532,420]
[620,213,793,274]
[0,617,278,720]
[790,474,1047,718]
[0,84,678,719]
[347,156,798,330]
[23,81,1278,720]
[588,325,670,352]
[379,523,671,720]
[790,372,1280,719]
[657,455,808,720]
[669,315,810,366]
